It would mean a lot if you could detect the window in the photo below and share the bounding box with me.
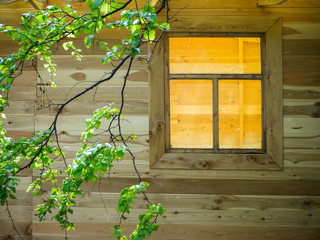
[169,37,263,151]
[149,18,283,170]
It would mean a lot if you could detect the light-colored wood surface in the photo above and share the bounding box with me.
[265,18,283,168]
[170,79,213,148]
[0,0,319,239]
[149,37,166,166]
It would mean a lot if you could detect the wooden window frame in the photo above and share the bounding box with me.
[149,17,283,170]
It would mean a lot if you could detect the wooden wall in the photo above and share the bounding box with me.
[1,0,320,239]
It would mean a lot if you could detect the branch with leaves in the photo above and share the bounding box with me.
[0,0,170,239]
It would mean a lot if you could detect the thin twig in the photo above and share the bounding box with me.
[5,200,23,240]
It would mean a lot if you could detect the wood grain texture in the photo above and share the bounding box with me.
[168,0,320,9]
[32,223,320,240]
[284,100,320,117]
[265,18,283,168]
[149,37,166,166]
[283,22,320,39]
[284,70,320,86]
[159,8,320,23]
[0,2,320,240]
[38,176,320,196]
[169,16,278,32]
[283,39,320,55]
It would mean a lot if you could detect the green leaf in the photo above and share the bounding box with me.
[62,41,74,51]
[9,194,17,200]
[84,35,95,48]
[100,1,110,15]
[159,22,170,30]
[143,30,155,41]
[91,8,100,18]
[92,0,103,8]
[129,48,141,58]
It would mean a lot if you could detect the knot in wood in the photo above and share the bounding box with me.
[247,155,257,161]
[157,121,164,130]
[303,199,314,208]
[201,161,209,169]
[71,72,86,81]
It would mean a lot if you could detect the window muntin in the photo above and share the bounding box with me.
[168,37,263,151]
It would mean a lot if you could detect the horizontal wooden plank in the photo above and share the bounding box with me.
[284,149,320,165]
[36,85,148,101]
[159,8,320,22]
[0,206,32,222]
[2,114,34,132]
[284,70,320,86]
[168,16,278,32]
[32,223,320,240]
[284,100,320,117]
[3,114,35,140]
[3,101,35,115]
[33,192,320,212]
[36,99,148,116]
[52,39,149,55]
[5,85,36,101]
[0,39,20,54]
[283,39,320,55]
[0,39,148,56]
[284,118,320,137]
[12,71,37,86]
[283,55,320,70]
[0,7,35,26]
[0,221,32,239]
[162,0,258,9]
[5,130,35,140]
[6,191,33,207]
[37,69,148,87]
[283,86,320,99]
[167,0,320,9]
[35,114,148,133]
[39,177,320,196]
[37,55,147,71]
[283,22,320,39]
[35,155,320,181]
[265,0,320,8]
[284,136,320,149]
[32,207,320,227]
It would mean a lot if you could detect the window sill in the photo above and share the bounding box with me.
[151,152,283,170]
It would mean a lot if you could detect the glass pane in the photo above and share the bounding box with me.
[219,80,261,149]
[170,80,213,148]
[169,37,261,74]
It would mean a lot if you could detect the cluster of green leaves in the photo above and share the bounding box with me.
[101,3,169,63]
[0,128,56,205]
[0,55,16,112]
[0,0,169,238]
[81,105,120,143]
[130,203,165,240]
[32,105,127,230]
[0,0,169,105]
[112,182,165,240]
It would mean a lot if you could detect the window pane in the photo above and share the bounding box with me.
[219,80,261,149]
[169,37,261,74]
[170,80,213,148]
